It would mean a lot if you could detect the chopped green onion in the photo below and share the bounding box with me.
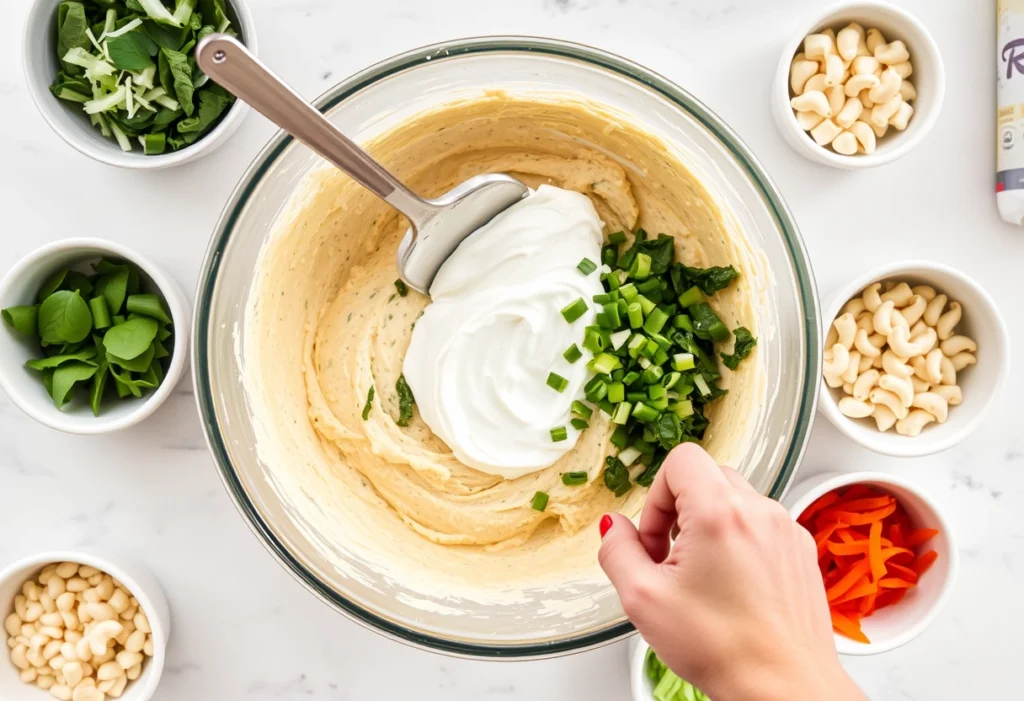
[677,285,703,307]
[546,372,569,393]
[577,257,598,275]
[593,292,616,304]
[531,491,550,511]
[611,402,632,425]
[642,365,664,384]
[618,446,642,467]
[673,314,694,331]
[601,245,618,267]
[588,353,622,374]
[607,382,625,404]
[562,471,589,486]
[632,402,660,423]
[361,385,375,420]
[563,343,583,364]
[648,384,667,401]
[627,302,644,329]
[550,427,568,443]
[89,296,112,330]
[694,374,712,397]
[619,283,639,301]
[610,329,631,350]
[603,302,621,328]
[636,294,657,315]
[631,252,652,279]
[648,394,670,411]
[570,417,590,430]
[585,378,608,403]
[561,298,588,323]
[622,370,641,386]
[611,426,630,448]
[583,327,606,354]
[604,270,622,290]
[596,311,612,329]
[652,348,670,367]
[662,372,682,390]
[643,307,669,335]
[571,400,593,419]
[672,400,695,418]
[640,339,659,359]
[627,391,648,403]
[139,132,166,155]
[650,332,673,350]
[672,353,696,371]
[607,231,627,245]
[599,400,615,416]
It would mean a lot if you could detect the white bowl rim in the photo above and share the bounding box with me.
[786,470,959,656]
[22,0,257,169]
[0,237,189,434]
[0,549,167,700]
[817,259,1010,457]
[773,0,946,169]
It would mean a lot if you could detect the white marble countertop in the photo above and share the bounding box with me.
[1,0,1019,698]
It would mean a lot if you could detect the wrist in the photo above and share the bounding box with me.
[707,657,864,701]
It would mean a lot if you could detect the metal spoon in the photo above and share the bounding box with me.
[195,34,528,294]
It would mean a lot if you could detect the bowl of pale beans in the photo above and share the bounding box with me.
[818,261,1010,457]
[772,1,945,169]
[0,551,168,701]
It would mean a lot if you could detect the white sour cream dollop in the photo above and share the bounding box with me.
[403,185,604,479]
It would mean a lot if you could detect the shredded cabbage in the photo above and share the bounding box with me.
[137,0,182,26]
[84,86,127,114]
[108,121,132,152]
[62,48,115,79]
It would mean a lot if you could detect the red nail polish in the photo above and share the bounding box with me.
[599,514,613,538]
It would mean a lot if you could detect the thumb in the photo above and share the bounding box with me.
[597,513,656,596]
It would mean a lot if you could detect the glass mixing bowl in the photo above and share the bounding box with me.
[193,36,820,658]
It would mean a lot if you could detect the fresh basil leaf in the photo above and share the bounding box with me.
[159,47,195,115]
[51,361,98,408]
[134,361,161,388]
[38,291,93,345]
[56,2,91,72]
[109,364,143,397]
[106,342,155,372]
[395,374,416,427]
[107,31,157,70]
[102,317,158,360]
[94,268,130,315]
[125,294,171,323]
[25,349,97,371]
[38,269,69,302]
[2,305,39,336]
[721,327,757,371]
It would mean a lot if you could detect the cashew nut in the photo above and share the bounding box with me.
[870,387,909,420]
[868,67,902,104]
[936,302,963,340]
[842,350,862,384]
[866,28,886,54]
[853,368,880,401]
[940,355,957,386]
[848,121,876,154]
[835,96,864,129]
[950,352,977,371]
[890,101,914,131]
[852,55,880,75]
[896,409,936,437]
[823,54,845,87]
[900,80,918,101]
[844,73,879,97]
[836,23,864,61]
[839,397,874,418]
[923,293,948,326]
[791,59,820,95]
[910,376,930,393]
[875,40,910,65]
[932,385,963,406]
[854,328,883,357]
[898,295,926,327]
[871,95,903,128]
[879,373,914,407]
[805,33,836,60]
[889,325,937,358]
[811,119,843,146]
[910,284,936,301]
[872,300,896,335]
[912,392,949,423]
[925,347,944,384]
[858,353,874,373]
[791,90,831,117]
[862,282,883,312]
[890,61,913,79]
[882,350,913,378]
[843,297,866,316]
[796,110,825,131]
[856,310,874,332]
[940,334,976,357]
[872,403,897,431]
[804,73,829,94]
[831,130,859,155]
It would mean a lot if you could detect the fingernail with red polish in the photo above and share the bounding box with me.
[599,514,613,538]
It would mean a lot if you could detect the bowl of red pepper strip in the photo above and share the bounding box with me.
[784,472,957,655]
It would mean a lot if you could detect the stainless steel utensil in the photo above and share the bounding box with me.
[195,34,528,293]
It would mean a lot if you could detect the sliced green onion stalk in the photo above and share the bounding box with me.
[643,307,669,335]
[694,374,712,397]
[577,257,598,275]
[89,297,112,330]
[531,491,550,511]
[561,297,588,323]
[610,426,630,449]
[677,285,703,307]
[607,231,627,245]
[617,446,642,467]
[546,372,569,393]
[607,382,625,404]
[550,427,568,443]
[632,402,660,423]
[631,252,652,279]
[673,400,695,418]
[672,353,696,371]
[108,121,131,152]
[84,86,126,115]
[588,353,621,375]
[561,471,588,486]
[571,400,593,420]
[611,402,632,425]
[563,343,583,364]
[609,329,631,351]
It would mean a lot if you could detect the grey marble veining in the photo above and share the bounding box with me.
[1,1,1020,699]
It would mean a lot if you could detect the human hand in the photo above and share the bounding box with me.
[598,444,864,701]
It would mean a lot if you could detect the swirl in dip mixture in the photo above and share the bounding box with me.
[243,93,763,603]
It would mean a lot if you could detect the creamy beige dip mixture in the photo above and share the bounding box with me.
[243,93,763,601]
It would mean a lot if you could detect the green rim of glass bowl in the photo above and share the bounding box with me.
[192,35,821,659]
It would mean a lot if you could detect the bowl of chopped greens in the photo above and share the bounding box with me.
[0,238,189,433]
[24,0,255,167]
[631,640,713,701]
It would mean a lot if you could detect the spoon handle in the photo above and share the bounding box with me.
[196,34,433,223]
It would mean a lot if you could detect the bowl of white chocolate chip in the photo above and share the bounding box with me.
[0,552,168,701]
[773,1,945,168]
[819,261,1010,457]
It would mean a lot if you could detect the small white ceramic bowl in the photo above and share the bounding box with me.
[23,0,256,169]
[819,260,1009,457]
[0,550,170,701]
[772,0,945,169]
[629,636,655,701]
[783,471,957,656]
[0,238,190,434]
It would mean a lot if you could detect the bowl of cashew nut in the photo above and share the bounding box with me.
[772,1,945,169]
[0,551,169,701]
[819,261,1010,457]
